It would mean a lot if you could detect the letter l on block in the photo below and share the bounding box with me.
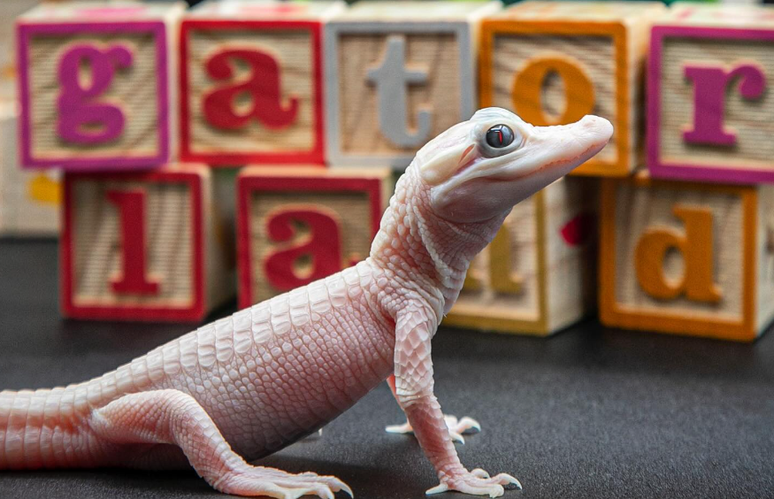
[107,189,160,295]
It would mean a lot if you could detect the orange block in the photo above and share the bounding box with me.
[600,172,774,342]
[479,1,664,177]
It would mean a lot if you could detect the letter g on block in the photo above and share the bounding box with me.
[56,44,134,145]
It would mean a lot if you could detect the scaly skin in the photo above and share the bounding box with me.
[0,108,612,498]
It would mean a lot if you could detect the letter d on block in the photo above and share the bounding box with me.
[634,205,721,302]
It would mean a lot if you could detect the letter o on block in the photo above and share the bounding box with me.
[512,57,595,127]
[479,1,666,176]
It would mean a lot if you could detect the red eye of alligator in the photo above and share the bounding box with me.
[485,124,514,149]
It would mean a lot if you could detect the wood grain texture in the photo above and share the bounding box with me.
[237,167,390,308]
[186,28,316,155]
[325,2,492,167]
[599,174,769,342]
[0,106,60,236]
[480,1,664,177]
[63,166,235,322]
[544,177,598,332]
[443,177,597,336]
[659,38,774,169]
[337,33,461,157]
[71,179,195,307]
[755,185,774,332]
[489,33,617,165]
[27,32,160,161]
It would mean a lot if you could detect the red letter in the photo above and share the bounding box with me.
[203,49,299,130]
[263,208,342,291]
[683,63,766,146]
[107,190,159,295]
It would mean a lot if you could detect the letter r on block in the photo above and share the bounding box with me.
[634,205,721,303]
[683,63,766,146]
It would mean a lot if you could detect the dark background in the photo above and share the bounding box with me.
[1,239,773,499]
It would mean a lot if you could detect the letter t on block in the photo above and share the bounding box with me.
[366,35,431,148]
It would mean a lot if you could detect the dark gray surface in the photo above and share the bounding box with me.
[0,238,773,499]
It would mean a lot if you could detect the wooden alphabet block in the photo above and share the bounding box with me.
[443,177,598,336]
[648,5,774,184]
[180,1,344,166]
[16,2,183,170]
[600,172,774,342]
[325,2,499,169]
[61,164,235,322]
[237,167,391,309]
[0,104,60,237]
[479,1,664,177]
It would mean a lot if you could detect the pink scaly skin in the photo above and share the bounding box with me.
[0,107,612,498]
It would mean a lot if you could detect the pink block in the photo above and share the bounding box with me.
[647,6,774,184]
[16,3,180,170]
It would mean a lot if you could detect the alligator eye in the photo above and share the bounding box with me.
[485,124,514,149]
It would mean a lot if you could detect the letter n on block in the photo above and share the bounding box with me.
[325,2,496,168]
[16,3,182,170]
[443,177,598,336]
[61,166,235,322]
[179,1,342,166]
[600,172,774,342]
[647,5,774,183]
[237,167,390,309]
[479,1,665,177]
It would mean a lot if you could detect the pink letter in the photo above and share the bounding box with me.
[107,189,160,296]
[683,63,766,146]
[57,44,133,145]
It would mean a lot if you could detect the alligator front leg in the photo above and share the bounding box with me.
[393,305,521,497]
[385,375,481,444]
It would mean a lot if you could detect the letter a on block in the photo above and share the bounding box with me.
[203,49,299,131]
[683,63,766,146]
[107,190,160,296]
[263,208,342,291]
[366,35,431,148]
[57,44,133,144]
[634,205,721,302]
[512,56,595,127]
